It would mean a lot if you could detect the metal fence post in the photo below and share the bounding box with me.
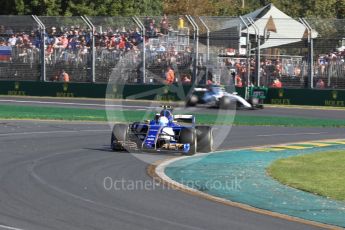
[240,16,250,99]
[133,16,145,84]
[185,15,198,84]
[82,16,96,83]
[32,15,46,82]
[199,17,210,62]
[301,18,314,89]
[188,16,199,65]
[248,17,260,86]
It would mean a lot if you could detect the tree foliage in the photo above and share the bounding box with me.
[336,0,345,18]
[0,0,162,16]
[0,0,344,18]
[65,0,163,16]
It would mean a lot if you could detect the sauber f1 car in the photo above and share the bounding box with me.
[111,106,213,155]
[186,85,264,109]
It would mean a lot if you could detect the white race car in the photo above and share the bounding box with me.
[186,85,255,109]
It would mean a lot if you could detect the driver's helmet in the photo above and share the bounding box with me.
[160,109,173,122]
[158,116,169,126]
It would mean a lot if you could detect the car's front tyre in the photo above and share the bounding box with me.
[179,128,197,155]
[196,126,213,153]
[219,96,234,109]
[111,124,129,151]
[186,94,199,107]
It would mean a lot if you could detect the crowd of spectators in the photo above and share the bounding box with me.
[0,29,41,64]
[315,49,345,78]
[217,56,303,87]
[219,52,345,88]
[0,16,192,82]
[1,16,344,87]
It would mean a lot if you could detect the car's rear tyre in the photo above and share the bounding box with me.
[111,124,129,151]
[257,104,264,109]
[219,96,234,109]
[186,94,198,107]
[247,97,259,110]
[179,128,197,155]
[196,126,213,153]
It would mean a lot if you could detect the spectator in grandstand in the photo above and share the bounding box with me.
[5,27,14,35]
[45,44,53,64]
[0,37,7,46]
[144,17,154,29]
[118,35,126,51]
[15,33,24,47]
[160,14,169,35]
[178,16,184,29]
[206,70,214,85]
[235,74,243,87]
[8,34,16,46]
[316,78,325,88]
[147,22,158,38]
[50,71,60,82]
[157,43,166,52]
[0,25,5,34]
[51,27,57,36]
[275,60,282,77]
[165,66,175,84]
[30,31,41,49]
[130,27,143,44]
[60,70,70,82]
[271,78,282,88]
[294,66,301,77]
[55,33,69,50]
[181,74,191,84]
[144,17,158,38]
[78,43,89,62]
[167,24,174,33]
[68,36,79,51]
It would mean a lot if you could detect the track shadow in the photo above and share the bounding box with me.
[85,146,184,157]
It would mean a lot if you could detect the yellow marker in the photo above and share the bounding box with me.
[255,145,311,152]
[304,142,334,147]
[326,141,345,145]
[255,148,286,152]
[254,140,345,152]
[276,145,312,150]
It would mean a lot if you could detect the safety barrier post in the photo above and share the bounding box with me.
[240,16,250,99]
[301,18,314,89]
[185,15,198,84]
[82,16,96,83]
[248,17,260,87]
[133,16,146,83]
[32,15,46,82]
[198,17,210,62]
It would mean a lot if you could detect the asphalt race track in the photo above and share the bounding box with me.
[1,97,345,230]
[2,95,345,120]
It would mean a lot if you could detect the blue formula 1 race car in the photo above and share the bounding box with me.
[111,106,213,155]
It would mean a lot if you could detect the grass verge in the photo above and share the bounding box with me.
[1,104,345,127]
[267,150,345,201]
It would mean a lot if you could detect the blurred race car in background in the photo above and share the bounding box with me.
[111,106,213,155]
[186,85,265,109]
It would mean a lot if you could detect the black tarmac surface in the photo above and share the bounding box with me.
[0,96,345,230]
[1,95,345,120]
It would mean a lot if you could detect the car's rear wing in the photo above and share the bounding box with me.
[154,113,195,125]
[173,114,195,124]
[193,88,208,92]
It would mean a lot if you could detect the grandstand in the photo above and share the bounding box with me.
[0,12,344,89]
